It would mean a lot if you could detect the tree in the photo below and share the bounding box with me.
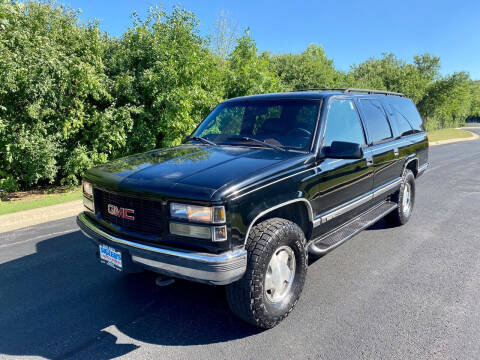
[224,30,282,98]
[269,44,344,90]
[106,6,225,150]
[418,72,473,129]
[211,10,238,60]
[0,0,478,191]
[348,53,440,103]
[0,0,116,187]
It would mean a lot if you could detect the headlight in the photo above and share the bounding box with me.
[82,180,93,199]
[170,203,225,223]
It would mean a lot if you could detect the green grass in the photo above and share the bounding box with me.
[0,189,82,216]
[428,128,474,142]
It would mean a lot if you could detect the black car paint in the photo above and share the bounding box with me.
[83,91,428,254]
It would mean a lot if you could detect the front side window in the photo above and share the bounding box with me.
[193,100,320,151]
[359,99,393,143]
[323,99,365,147]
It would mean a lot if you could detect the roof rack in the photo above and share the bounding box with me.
[292,88,405,97]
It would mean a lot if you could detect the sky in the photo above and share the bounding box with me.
[65,0,480,80]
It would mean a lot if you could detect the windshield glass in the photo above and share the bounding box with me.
[192,100,320,151]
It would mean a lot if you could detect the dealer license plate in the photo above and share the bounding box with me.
[99,244,122,271]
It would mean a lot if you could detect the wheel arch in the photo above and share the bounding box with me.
[243,199,313,245]
[404,156,419,177]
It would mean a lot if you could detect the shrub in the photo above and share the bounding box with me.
[0,172,19,193]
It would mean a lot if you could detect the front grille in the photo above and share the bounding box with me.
[94,189,163,236]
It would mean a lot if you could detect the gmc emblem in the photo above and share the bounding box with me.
[107,204,135,220]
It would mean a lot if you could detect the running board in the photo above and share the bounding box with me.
[308,201,398,256]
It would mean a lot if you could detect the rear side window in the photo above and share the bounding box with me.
[384,103,414,137]
[324,99,365,147]
[358,99,392,143]
[387,97,424,132]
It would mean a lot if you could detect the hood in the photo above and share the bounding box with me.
[86,145,305,201]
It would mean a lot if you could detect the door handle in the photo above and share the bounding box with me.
[366,158,373,167]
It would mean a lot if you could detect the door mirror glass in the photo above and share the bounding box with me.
[325,141,363,159]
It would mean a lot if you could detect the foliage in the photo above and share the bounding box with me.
[0,171,19,193]
[0,1,114,188]
[106,6,225,150]
[269,44,345,90]
[0,1,478,191]
[210,9,238,60]
[348,53,440,103]
[418,72,474,130]
[348,53,476,130]
[224,31,283,98]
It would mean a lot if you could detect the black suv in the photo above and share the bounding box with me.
[77,88,429,328]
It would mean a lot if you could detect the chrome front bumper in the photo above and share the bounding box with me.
[76,212,247,285]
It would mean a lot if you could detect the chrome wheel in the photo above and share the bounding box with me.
[265,246,296,303]
[402,182,412,217]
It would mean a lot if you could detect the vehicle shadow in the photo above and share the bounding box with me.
[0,230,261,359]
[366,218,389,231]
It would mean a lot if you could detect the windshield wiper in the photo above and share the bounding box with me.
[230,136,286,152]
[188,136,217,146]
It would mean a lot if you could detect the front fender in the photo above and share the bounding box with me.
[226,169,315,248]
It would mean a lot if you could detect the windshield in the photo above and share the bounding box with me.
[192,99,320,151]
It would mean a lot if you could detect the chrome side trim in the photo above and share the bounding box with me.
[372,178,402,198]
[77,212,246,264]
[363,134,426,154]
[314,177,402,225]
[418,162,429,174]
[243,198,314,245]
[318,193,373,224]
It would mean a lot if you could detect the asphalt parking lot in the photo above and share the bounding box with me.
[1,129,479,360]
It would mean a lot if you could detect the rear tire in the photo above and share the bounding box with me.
[385,169,415,227]
[226,218,307,329]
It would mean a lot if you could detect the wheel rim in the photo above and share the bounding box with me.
[402,182,412,217]
[264,246,296,303]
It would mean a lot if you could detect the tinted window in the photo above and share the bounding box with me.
[387,97,424,132]
[324,100,365,147]
[384,103,414,137]
[359,99,392,143]
[194,100,320,151]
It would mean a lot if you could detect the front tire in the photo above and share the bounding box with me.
[385,168,415,226]
[226,218,307,329]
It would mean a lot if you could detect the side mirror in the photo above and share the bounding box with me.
[324,141,363,159]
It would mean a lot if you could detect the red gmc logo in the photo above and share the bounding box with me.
[107,204,135,220]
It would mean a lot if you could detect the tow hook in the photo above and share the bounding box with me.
[155,275,175,287]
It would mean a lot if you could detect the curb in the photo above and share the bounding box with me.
[0,200,83,233]
[429,129,479,146]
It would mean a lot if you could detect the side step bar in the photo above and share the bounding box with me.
[308,201,398,256]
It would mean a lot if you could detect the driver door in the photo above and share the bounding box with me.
[310,98,374,236]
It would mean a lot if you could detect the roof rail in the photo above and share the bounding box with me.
[343,88,405,97]
[293,88,348,92]
[292,88,405,97]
